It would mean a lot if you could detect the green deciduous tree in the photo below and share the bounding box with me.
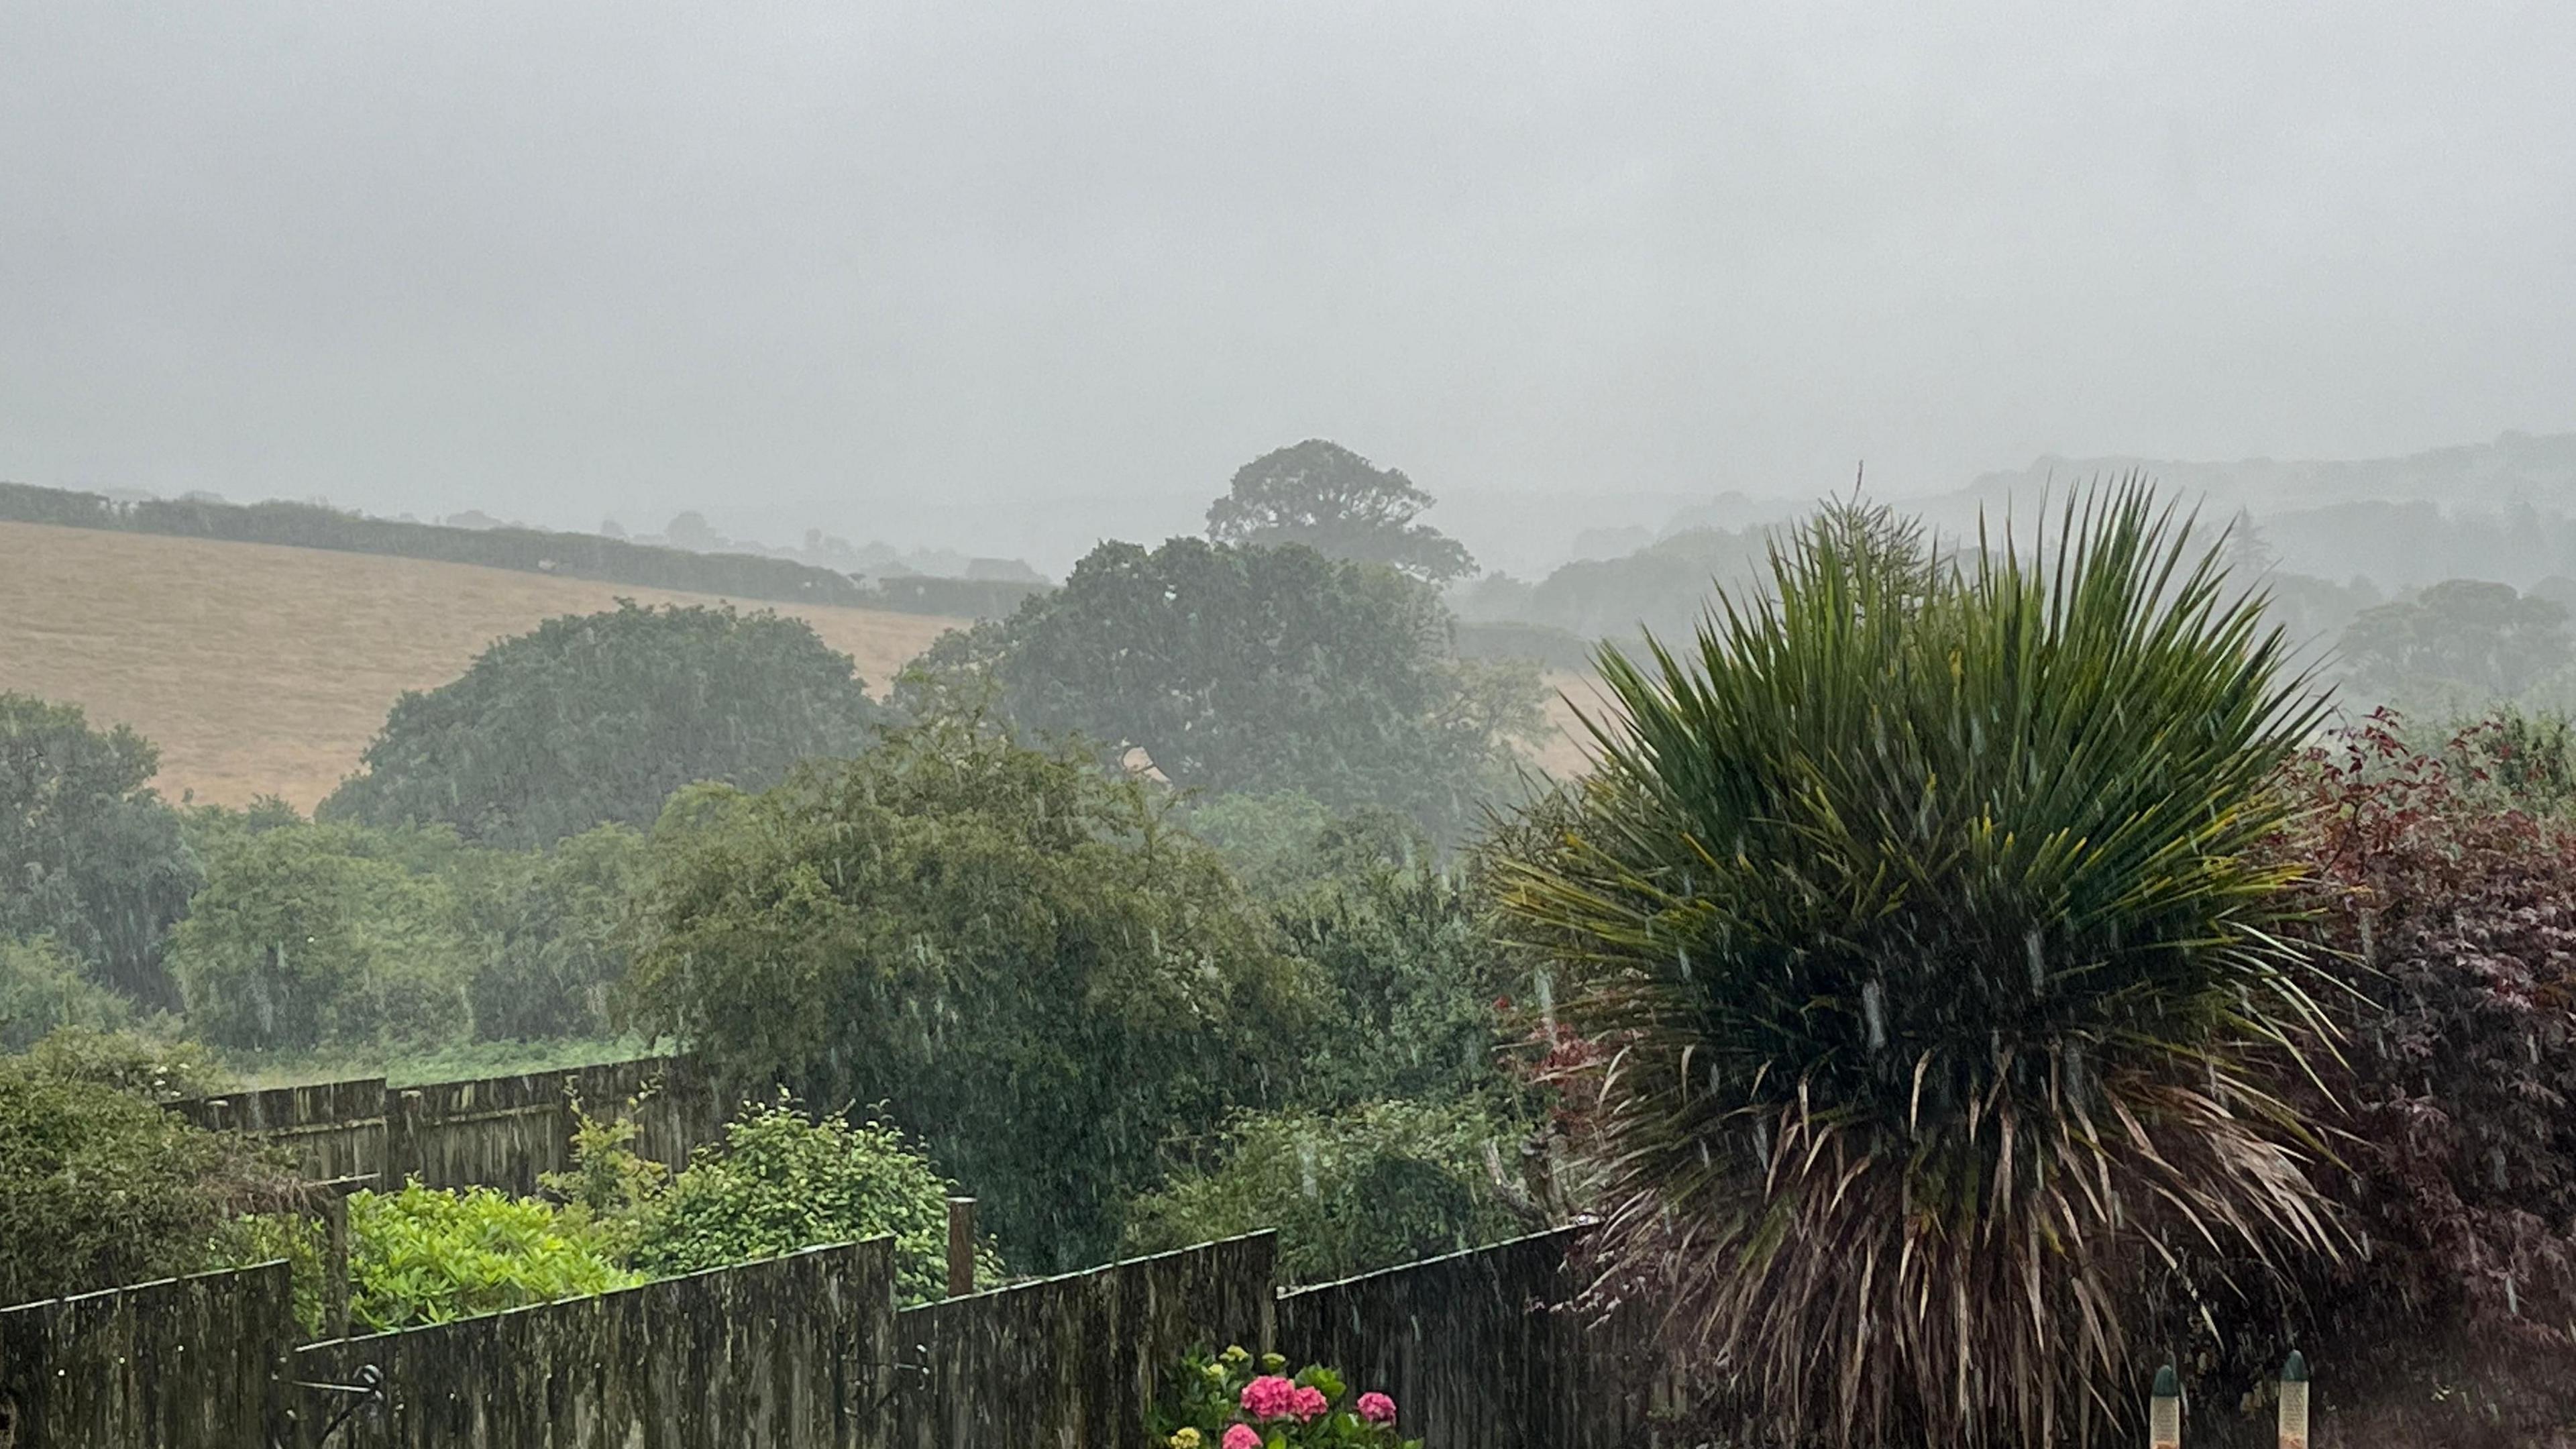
[0,694,199,1008]
[0,936,130,1052]
[915,538,1538,843]
[627,716,1314,1271]
[1123,1099,1528,1283]
[322,601,883,848]
[1498,490,2336,1447]
[166,822,474,1051]
[451,824,648,1040]
[2339,578,2575,713]
[1206,439,1476,584]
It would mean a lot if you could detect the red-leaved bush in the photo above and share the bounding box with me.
[2272,712,2576,1438]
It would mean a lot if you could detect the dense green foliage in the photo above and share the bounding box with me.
[0,693,200,1007]
[323,602,883,848]
[1252,810,1521,1113]
[628,1098,991,1303]
[1124,1099,1527,1283]
[1205,439,1475,584]
[0,1051,278,1305]
[169,804,646,1051]
[16,1024,233,1102]
[629,717,1313,1271]
[167,820,475,1051]
[2338,578,2576,716]
[451,824,647,1040]
[203,1211,331,1335]
[0,936,131,1051]
[347,1181,639,1331]
[919,537,1538,841]
[1499,491,2333,1447]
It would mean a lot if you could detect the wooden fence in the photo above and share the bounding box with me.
[0,1230,1677,1448]
[0,1263,292,1449]
[886,1234,1277,1448]
[1276,1226,1664,1449]
[168,1054,723,1197]
[292,1240,896,1449]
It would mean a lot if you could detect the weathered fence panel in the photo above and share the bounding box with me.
[1275,1226,1661,1449]
[172,1053,724,1198]
[0,1262,293,1449]
[888,1233,1277,1449]
[385,1053,718,1195]
[292,1238,896,1449]
[167,1075,386,1183]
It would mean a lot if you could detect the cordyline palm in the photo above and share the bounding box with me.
[1500,484,2337,1447]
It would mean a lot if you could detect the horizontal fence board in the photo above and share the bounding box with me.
[168,1077,387,1183]
[888,1233,1276,1449]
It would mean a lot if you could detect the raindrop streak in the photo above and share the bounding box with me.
[1862,979,1886,1053]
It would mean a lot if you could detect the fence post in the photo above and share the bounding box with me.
[2277,1351,2309,1449]
[321,1189,352,1338]
[2149,1363,2182,1449]
[947,1197,976,1298]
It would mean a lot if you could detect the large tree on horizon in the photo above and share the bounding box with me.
[0,694,199,1008]
[322,601,882,847]
[1205,439,1477,585]
[908,536,1538,841]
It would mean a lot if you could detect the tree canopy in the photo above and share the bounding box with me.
[626,716,1315,1271]
[1205,440,1476,584]
[915,537,1538,841]
[322,601,883,847]
[0,693,200,1008]
[2339,578,2575,712]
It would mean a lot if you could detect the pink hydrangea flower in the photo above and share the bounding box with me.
[1291,1385,1328,1423]
[1222,1425,1262,1449]
[1356,1391,1397,1426]
[1240,1375,1302,1420]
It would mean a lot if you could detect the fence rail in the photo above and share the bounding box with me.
[168,1053,722,1197]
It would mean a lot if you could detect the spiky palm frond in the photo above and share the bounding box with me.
[1501,482,2337,1447]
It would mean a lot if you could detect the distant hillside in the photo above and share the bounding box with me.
[1948,430,2576,519]
[0,522,960,809]
[0,479,1050,621]
[1937,431,2576,589]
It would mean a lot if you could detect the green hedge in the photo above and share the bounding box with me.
[0,480,1049,619]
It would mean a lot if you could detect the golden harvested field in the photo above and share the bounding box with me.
[0,521,962,809]
[1527,670,1609,780]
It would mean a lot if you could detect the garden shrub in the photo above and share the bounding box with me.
[0,1053,282,1304]
[1497,492,2335,1446]
[347,1181,638,1331]
[0,936,130,1052]
[1122,1100,1530,1283]
[204,1212,331,1336]
[1155,1344,1419,1449]
[17,1024,233,1102]
[627,1097,992,1303]
[2257,713,2576,1441]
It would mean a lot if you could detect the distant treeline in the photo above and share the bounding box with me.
[0,480,1048,620]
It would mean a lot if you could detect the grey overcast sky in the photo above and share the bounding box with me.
[5,2,2573,572]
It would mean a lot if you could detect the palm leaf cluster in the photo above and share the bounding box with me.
[1500,484,2337,1446]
